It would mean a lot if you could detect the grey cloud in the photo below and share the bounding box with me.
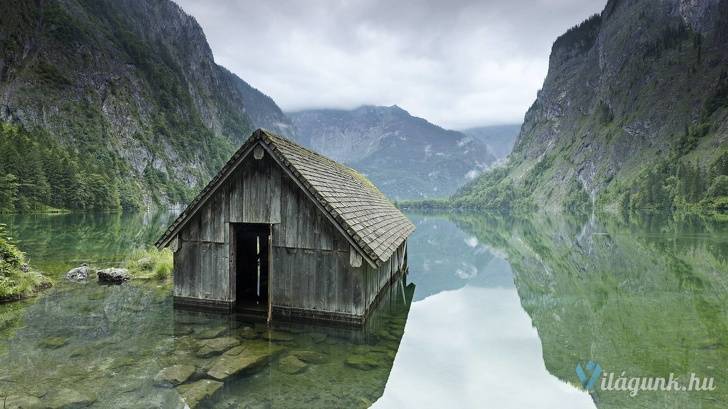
[175,0,604,129]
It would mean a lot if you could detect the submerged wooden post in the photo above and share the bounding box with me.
[267,223,273,324]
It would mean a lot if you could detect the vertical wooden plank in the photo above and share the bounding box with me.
[352,266,363,315]
[284,180,298,248]
[260,158,270,222]
[297,191,315,249]
[267,224,273,323]
[229,168,243,223]
[270,165,281,224]
[220,242,230,301]
[337,251,352,314]
[319,213,333,251]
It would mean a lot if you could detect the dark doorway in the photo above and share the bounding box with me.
[232,223,270,312]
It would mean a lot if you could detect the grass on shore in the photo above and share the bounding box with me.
[124,247,173,281]
[0,224,52,302]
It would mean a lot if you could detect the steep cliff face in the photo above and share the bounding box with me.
[0,0,293,211]
[454,0,728,211]
[289,105,497,200]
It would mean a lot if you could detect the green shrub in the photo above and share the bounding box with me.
[125,247,173,280]
[0,225,51,301]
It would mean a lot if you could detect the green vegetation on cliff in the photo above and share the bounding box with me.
[451,2,728,214]
[0,0,292,213]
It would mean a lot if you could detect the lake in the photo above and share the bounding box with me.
[0,210,726,408]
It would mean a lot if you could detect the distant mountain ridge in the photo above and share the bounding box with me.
[453,0,728,212]
[289,105,497,200]
[462,124,520,160]
[0,0,293,211]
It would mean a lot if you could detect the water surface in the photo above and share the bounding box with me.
[0,210,726,408]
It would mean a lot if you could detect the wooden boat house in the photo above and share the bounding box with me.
[156,129,415,325]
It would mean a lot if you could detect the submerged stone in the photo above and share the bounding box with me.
[207,342,284,381]
[291,350,328,364]
[176,379,222,409]
[43,388,95,408]
[345,354,380,371]
[196,336,240,358]
[195,326,227,339]
[97,268,130,284]
[3,394,42,409]
[262,330,294,342]
[238,326,258,339]
[278,355,307,374]
[306,332,327,344]
[38,336,68,349]
[154,364,196,387]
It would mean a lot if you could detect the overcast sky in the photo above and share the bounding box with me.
[175,0,604,129]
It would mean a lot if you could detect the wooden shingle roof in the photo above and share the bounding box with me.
[156,129,415,265]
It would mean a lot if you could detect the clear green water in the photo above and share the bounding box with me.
[0,211,726,408]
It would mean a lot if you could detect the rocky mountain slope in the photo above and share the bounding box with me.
[0,0,293,212]
[289,105,496,200]
[461,124,520,160]
[454,0,728,212]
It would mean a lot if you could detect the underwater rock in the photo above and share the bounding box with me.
[154,364,196,387]
[65,264,92,281]
[176,379,222,409]
[174,325,194,336]
[196,336,240,358]
[3,394,42,408]
[97,268,130,284]
[306,332,327,343]
[261,330,294,342]
[43,388,95,408]
[207,342,284,381]
[291,350,328,364]
[278,355,307,374]
[195,326,227,339]
[345,354,380,370]
[238,326,258,339]
[38,336,68,349]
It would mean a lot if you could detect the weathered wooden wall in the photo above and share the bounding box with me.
[172,142,408,321]
[173,149,281,302]
[269,174,364,316]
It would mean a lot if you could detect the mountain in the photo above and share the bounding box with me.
[0,0,293,212]
[453,0,728,212]
[461,124,520,160]
[288,105,497,200]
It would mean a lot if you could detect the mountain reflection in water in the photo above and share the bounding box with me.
[0,210,726,408]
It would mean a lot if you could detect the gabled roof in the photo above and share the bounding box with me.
[156,129,415,265]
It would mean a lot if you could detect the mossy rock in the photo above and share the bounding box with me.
[291,350,328,364]
[262,330,294,342]
[306,332,327,344]
[196,336,240,358]
[238,326,258,340]
[154,364,196,387]
[345,354,380,371]
[278,355,307,374]
[3,394,42,409]
[207,342,284,381]
[43,388,95,408]
[38,336,68,349]
[195,326,227,339]
[176,379,223,409]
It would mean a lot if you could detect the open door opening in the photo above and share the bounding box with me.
[232,223,269,314]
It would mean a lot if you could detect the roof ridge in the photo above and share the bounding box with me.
[157,129,415,264]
